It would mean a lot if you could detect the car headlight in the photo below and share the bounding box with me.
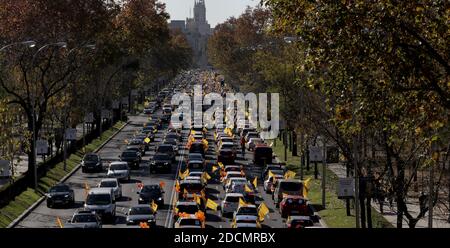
[164,162,169,165]
[139,197,144,201]
[47,194,52,198]
[64,195,69,198]
[96,162,101,166]
[158,197,162,201]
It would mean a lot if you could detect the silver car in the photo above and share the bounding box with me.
[126,205,156,226]
[67,210,102,228]
[107,162,130,181]
[98,178,122,199]
[84,188,116,222]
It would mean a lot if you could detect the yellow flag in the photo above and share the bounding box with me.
[245,184,253,193]
[303,177,312,197]
[206,199,218,211]
[151,200,158,212]
[284,170,296,179]
[203,172,211,181]
[252,177,257,188]
[268,170,275,178]
[218,162,224,168]
[175,180,180,192]
[212,166,219,173]
[191,130,196,135]
[239,197,248,207]
[144,137,151,144]
[56,217,64,228]
[183,188,189,195]
[258,203,269,222]
[193,194,201,205]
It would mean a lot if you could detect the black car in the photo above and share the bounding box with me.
[120,150,142,169]
[166,131,182,142]
[261,164,287,179]
[134,134,152,151]
[155,144,176,162]
[218,148,235,165]
[161,113,171,123]
[81,153,103,173]
[127,139,145,155]
[150,153,172,173]
[137,185,165,205]
[46,184,75,208]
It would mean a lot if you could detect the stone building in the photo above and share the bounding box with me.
[169,0,212,68]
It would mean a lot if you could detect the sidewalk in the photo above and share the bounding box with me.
[328,163,450,228]
[0,122,88,187]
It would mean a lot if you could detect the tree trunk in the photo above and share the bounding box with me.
[396,170,405,228]
[292,131,298,156]
[367,196,373,228]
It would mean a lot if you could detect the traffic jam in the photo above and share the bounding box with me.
[26,71,323,229]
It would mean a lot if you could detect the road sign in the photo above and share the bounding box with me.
[309,146,323,162]
[338,178,355,199]
[84,112,94,123]
[112,101,120,110]
[36,139,49,155]
[65,128,77,141]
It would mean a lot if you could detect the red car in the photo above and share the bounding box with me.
[279,195,312,218]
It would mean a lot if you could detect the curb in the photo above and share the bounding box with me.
[7,121,130,228]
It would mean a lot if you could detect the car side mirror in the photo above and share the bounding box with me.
[136,192,140,194]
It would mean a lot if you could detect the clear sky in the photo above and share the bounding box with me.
[160,0,260,28]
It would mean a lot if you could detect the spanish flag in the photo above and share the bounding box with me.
[206,199,218,211]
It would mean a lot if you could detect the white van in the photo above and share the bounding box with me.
[84,188,116,222]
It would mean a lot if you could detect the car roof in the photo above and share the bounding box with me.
[130,205,152,210]
[237,205,257,209]
[288,215,312,221]
[181,179,202,184]
[110,162,128,166]
[279,179,303,183]
[100,178,118,182]
[176,201,198,206]
[235,215,258,221]
[225,193,244,197]
[227,171,243,175]
[88,188,112,195]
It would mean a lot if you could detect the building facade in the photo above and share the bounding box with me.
[169,0,212,68]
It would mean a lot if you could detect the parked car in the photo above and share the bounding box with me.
[46,184,75,208]
[107,162,130,181]
[126,205,156,227]
[81,153,103,173]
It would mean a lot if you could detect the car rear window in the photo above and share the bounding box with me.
[225,196,240,202]
[280,182,302,191]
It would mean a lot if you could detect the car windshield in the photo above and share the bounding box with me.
[181,183,203,191]
[189,154,203,160]
[110,164,128,170]
[225,196,240,203]
[84,155,98,162]
[164,139,176,145]
[188,163,203,170]
[86,194,111,205]
[225,167,240,172]
[100,181,117,188]
[177,205,199,213]
[158,146,173,153]
[280,182,302,191]
[130,207,153,215]
[179,219,201,226]
[222,144,234,149]
[238,207,257,215]
[154,154,170,160]
[129,140,141,145]
[49,185,70,193]
[122,151,137,157]
[228,174,243,178]
[72,214,97,223]
[142,185,160,193]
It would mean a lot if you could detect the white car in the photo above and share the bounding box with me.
[221,193,244,217]
[232,215,261,228]
[246,138,263,151]
[233,204,258,220]
[174,215,204,228]
[224,178,248,192]
[98,178,122,199]
[107,162,130,181]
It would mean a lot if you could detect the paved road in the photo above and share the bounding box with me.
[15,87,324,228]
